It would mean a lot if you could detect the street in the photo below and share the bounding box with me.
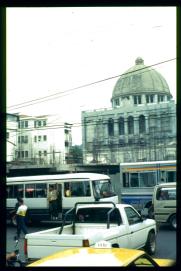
[6,222,176,264]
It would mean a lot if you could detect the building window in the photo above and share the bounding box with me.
[146,94,154,103]
[19,120,28,129]
[158,95,164,102]
[7,132,9,139]
[43,135,47,141]
[115,99,120,106]
[43,120,46,126]
[18,135,28,144]
[139,115,146,133]
[25,151,28,158]
[108,118,114,136]
[34,136,37,142]
[38,136,41,141]
[119,139,125,146]
[133,95,142,105]
[24,135,28,143]
[65,141,69,147]
[44,150,47,156]
[118,117,125,135]
[128,116,134,134]
[39,151,41,156]
[65,129,69,134]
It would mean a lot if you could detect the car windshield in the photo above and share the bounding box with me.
[92,179,116,199]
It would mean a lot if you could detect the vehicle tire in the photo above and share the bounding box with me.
[145,231,156,255]
[112,244,119,248]
[169,214,176,230]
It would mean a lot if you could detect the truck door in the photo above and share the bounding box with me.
[124,206,147,249]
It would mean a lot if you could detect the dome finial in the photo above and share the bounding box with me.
[135,57,144,65]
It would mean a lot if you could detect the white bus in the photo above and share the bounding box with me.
[120,160,176,217]
[6,172,118,224]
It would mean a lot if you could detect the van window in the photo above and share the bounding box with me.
[64,181,91,197]
[25,183,47,198]
[156,188,176,201]
[6,185,24,198]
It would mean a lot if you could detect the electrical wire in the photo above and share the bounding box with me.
[7,58,176,111]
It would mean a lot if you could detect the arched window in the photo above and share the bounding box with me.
[139,115,146,133]
[128,116,134,134]
[108,118,114,136]
[118,117,125,135]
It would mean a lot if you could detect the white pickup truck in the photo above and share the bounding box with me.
[25,202,157,262]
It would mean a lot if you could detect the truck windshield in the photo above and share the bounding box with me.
[92,179,116,199]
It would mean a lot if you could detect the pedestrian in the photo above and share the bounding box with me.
[16,198,28,239]
[159,190,168,200]
[47,185,58,220]
[11,197,21,226]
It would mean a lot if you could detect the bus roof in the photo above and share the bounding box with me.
[120,160,176,166]
[6,172,110,183]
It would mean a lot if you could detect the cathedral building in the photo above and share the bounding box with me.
[82,57,176,164]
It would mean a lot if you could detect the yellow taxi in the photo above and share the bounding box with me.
[28,246,175,267]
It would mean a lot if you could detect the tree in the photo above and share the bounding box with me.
[67,145,83,164]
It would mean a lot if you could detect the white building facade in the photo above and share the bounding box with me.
[7,113,19,162]
[82,57,176,164]
[16,114,72,165]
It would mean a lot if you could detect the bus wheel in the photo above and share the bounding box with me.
[169,214,176,230]
[145,231,156,255]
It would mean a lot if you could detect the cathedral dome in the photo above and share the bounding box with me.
[112,57,172,99]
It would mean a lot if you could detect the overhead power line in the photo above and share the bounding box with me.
[8,58,176,111]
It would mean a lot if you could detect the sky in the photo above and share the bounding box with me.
[7,7,176,145]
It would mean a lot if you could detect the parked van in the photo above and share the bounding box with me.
[152,182,176,230]
[7,173,118,225]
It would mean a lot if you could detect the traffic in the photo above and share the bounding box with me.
[6,171,176,267]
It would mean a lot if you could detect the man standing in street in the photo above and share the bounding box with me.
[47,185,58,220]
[16,198,28,239]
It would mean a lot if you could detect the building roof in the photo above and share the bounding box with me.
[112,57,172,99]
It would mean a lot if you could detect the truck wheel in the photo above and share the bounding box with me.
[169,214,176,230]
[145,231,156,255]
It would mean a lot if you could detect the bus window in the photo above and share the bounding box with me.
[6,185,23,198]
[139,172,156,187]
[25,184,35,198]
[25,183,47,198]
[35,184,47,198]
[167,171,176,183]
[64,182,71,197]
[130,173,139,187]
[64,181,91,197]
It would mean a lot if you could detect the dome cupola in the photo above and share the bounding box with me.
[111,57,172,106]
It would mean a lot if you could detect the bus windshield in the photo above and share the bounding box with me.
[92,179,116,199]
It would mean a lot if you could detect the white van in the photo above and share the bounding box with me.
[152,182,176,230]
[7,172,118,225]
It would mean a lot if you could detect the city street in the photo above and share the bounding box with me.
[6,223,176,264]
